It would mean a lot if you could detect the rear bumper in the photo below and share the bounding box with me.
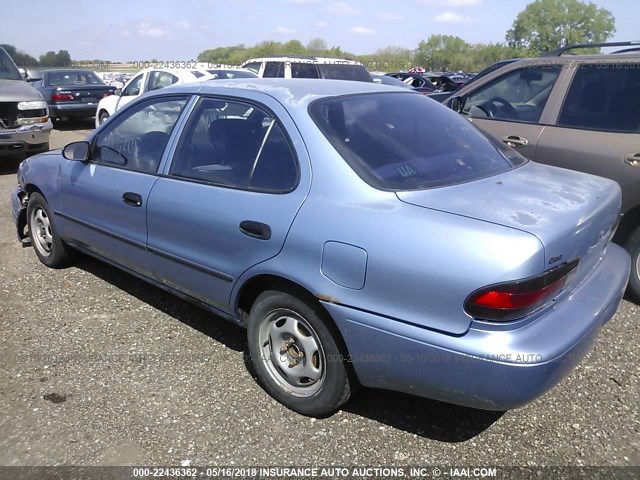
[49,103,97,118]
[0,122,52,158]
[323,244,630,410]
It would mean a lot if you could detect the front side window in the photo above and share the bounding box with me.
[463,66,561,123]
[0,48,23,81]
[263,62,284,78]
[558,63,640,133]
[170,97,298,192]
[122,74,143,96]
[92,96,188,173]
[309,92,525,190]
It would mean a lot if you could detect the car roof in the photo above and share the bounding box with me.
[175,78,413,107]
[242,56,363,65]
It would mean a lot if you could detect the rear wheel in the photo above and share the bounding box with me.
[27,193,70,268]
[98,110,110,125]
[625,227,640,302]
[247,290,353,417]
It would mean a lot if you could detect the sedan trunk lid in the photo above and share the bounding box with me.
[397,162,621,283]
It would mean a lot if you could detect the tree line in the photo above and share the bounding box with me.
[1,44,72,67]
[2,0,616,72]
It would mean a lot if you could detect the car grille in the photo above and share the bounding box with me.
[0,102,47,129]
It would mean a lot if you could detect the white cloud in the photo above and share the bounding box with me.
[275,26,295,33]
[351,26,375,35]
[418,0,480,5]
[378,12,403,22]
[278,0,320,3]
[137,22,169,38]
[314,20,327,27]
[176,20,191,29]
[434,11,473,23]
[327,2,360,16]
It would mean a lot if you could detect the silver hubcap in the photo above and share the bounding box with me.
[258,309,325,397]
[636,252,640,283]
[30,207,53,257]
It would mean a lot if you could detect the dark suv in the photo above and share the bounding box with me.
[446,41,640,300]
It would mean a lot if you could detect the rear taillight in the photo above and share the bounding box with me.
[464,260,579,322]
[52,92,75,102]
[102,92,113,98]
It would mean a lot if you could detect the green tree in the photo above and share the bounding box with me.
[506,0,615,54]
[1,44,39,66]
[55,50,72,67]
[306,38,327,54]
[39,51,58,67]
[414,35,471,71]
[282,40,305,55]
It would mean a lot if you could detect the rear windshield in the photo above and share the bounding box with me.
[47,70,104,86]
[317,64,372,82]
[309,92,526,190]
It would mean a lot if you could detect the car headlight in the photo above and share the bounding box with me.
[17,100,48,110]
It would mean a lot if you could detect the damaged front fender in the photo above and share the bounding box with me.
[11,186,30,245]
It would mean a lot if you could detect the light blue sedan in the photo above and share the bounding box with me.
[11,79,630,417]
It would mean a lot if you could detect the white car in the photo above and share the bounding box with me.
[241,56,372,82]
[95,67,213,127]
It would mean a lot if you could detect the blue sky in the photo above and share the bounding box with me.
[3,0,638,60]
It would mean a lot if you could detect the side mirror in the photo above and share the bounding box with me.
[62,141,90,161]
[449,96,464,113]
[114,89,122,96]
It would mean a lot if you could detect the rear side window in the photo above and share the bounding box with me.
[309,93,525,190]
[243,62,261,74]
[291,63,320,79]
[317,64,372,82]
[147,71,179,91]
[263,61,284,78]
[558,63,640,133]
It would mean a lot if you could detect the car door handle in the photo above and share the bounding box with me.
[122,192,142,207]
[502,135,529,148]
[239,221,271,240]
[624,153,640,167]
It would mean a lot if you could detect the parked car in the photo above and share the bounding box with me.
[0,47,52,160]
[12,79,629,417]
[27,69,116,123]
[445,41,640,300]
[94,67,213,127]
[383,72,436,93]
[205,68,258,79]
[242,56,372,82]
[370,74,433,94]
[424,73,462,93]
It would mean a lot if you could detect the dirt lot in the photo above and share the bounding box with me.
[0,123,639,467]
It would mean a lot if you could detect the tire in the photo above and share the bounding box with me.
[247,290,353,417]
[98,111,110,125]
[27,192,70,268]
[625,227,640,303]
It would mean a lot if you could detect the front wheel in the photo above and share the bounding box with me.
[625,227,640,302]
[27,192,70,268]
[247,291,354,417]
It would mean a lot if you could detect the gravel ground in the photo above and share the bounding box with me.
[0,123,638,468]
